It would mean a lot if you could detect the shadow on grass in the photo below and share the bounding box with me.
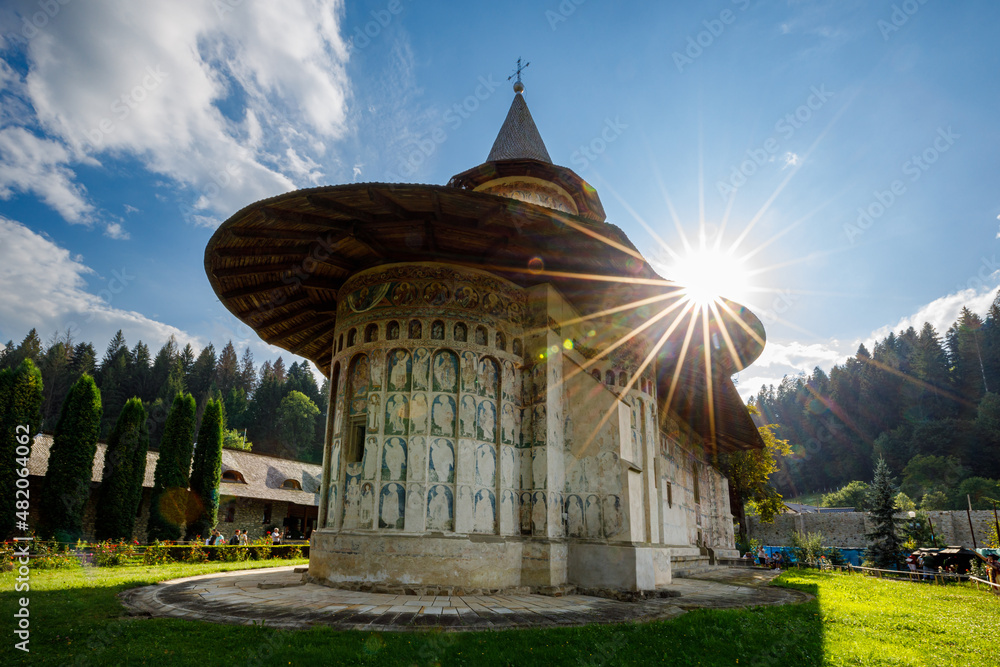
[4,576,823,667]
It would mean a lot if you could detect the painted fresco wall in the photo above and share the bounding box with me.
[317,262,737,557]
[324,263,525,538]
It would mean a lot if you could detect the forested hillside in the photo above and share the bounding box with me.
[0,329,326,463]
[750,297,1000,511]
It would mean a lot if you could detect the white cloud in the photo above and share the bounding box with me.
[0,126,94,223]
[4,0,351,226]
[0,216,198,351]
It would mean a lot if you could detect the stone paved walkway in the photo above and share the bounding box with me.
[119,566,809,631]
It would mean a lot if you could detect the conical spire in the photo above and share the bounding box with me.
[486,92,552,164]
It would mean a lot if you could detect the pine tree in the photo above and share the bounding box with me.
[186,399,224,540]
[237,347,257,395]
[95,398,149,541]
[1,329,43,371]
[97,331,130,437]
[0,359,44,537]
[214,341,239,396]
[146,392,197,541]
[41,374,102,542]
[864,456,903,569]
[129,341,152,402]
[38,331,75,431]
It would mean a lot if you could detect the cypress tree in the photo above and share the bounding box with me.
[864,456,903,569]
[146,392,197,541]
[41,374,103,542]
[95,398,149,541]
[186,399,224,540]
[0,359,44,537]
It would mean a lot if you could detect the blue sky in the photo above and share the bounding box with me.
[1,0,998,398]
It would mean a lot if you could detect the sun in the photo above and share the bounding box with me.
[667,246,752,306]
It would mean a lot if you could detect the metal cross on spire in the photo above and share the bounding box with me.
[508,57,530,93]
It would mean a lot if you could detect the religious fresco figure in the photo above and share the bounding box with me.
[531,491,547,533]
[475,443,496,487]
[424,282,450,306]
[408,319,423,339]
[566,495,584,537]
[431,320,445,340]
[532,447,547,489]
[456,439,475,484]
[460,351,478,392]
[501,404,515,445]
[369,352,385,389]
[426,484,454,531]
[406,484,424,528]
[502,361,516,401]
[391,281,415,306]
[477,400,497,442]
[603,495,623,538]
[409,393,428,434]
[455,285,479,309]
[475,326,487,346]
[431,395,456,436]
[330,439,341,481]
[585,494,602,538]
[359,482,375,528]
[500,489,516,533]
[379,483,405,529]
[367,393,381,431]
[454,322,468,342]
[412,348,430,390]
[326,485,338,528]
[407,436,426,482]
[532,405,546,446]
[388,350,411,392]
[342,476,361,529]
[598,451,622,494]
[362,437,378,479]
[386,320,400,340]
[456,485,474,531]
[474,489,496,533]
[459,395,476,437]
[382,437,407,481]
[432,350,458,393]
[500,446,515,488]
[477,358,499,398]
[384,394,409,435]
[519,492,532,533]
[428,438,455,483]
[519,449,532,489]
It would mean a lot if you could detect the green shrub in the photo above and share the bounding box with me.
[142,541,173,566]
[790,530,825,566]
[218,546,249,562]
[184,543,209,563]
[0,541,14,572]
[251,537,272,561]
[31,540,80,569]
[91,540,137,567]
[281,545,303,559]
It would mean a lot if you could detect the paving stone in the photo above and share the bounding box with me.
[118,565,812,632]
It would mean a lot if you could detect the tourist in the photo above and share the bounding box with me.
[272,528,281,545]
[756,545,767,566]
[986,555,999,586]
[239,530,249,546]
[906,552,918,579]
[228,529,241,546]
[921,552,936,580]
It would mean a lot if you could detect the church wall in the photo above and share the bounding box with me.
[323,263,526,542]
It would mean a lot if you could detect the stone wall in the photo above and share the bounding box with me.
[749,510,999,548]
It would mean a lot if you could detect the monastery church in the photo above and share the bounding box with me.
[205,73,766,593]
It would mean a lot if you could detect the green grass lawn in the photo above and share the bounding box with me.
[2,564,998,666]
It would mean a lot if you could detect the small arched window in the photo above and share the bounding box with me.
[618,371,627,387]
[386,321,400,340]
[221,470,246,483]
[605,370,615,385]
[408,320,422,339]
[454,322,467,342]
[512,338,522,356]
[338,334,344,353]
[495,331,506,351]
[364,324,378,343]
[347,328,357,347]
[591,369,601,382]
[281,479,303,490]
[475,326,487,346]
[431,320,445,340]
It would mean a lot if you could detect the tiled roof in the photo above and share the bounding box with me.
[486,93,552,163]
[29,435,321,505]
